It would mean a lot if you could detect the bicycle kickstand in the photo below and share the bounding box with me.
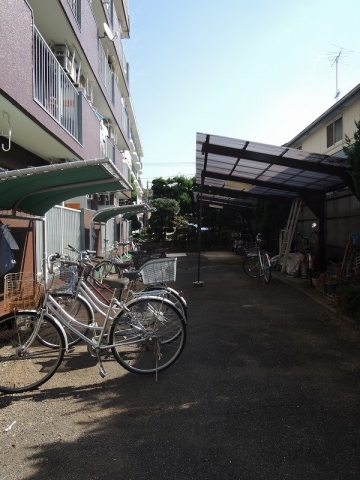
[96,349,107,378]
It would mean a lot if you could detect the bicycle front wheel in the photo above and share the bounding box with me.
[262,253,272,283]
[110,297,187,375]
[43,293,93,347]
[0,312,65,393]
[243,255,264,278]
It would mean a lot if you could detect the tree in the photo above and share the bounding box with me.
[130,175,137,203]
[148,197,180,240]
[151,176,195,216]
[344,119,360,197]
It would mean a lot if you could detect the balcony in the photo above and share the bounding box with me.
[33,28,81,142]
[98,40,115,102]
[66,0,81,26]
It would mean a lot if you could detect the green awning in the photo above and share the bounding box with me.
[91,204,151,223]
[0,158,131,216]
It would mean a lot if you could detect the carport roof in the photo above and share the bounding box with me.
[196,133,353,202]
[0,158,131,216]
[193,192,255,210]
[91,204,152,223]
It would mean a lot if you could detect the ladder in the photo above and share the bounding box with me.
[279,198,302,273]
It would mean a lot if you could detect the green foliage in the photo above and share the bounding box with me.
[130,175,137,203]
[128,214,141,232]
[151,176,196,215]
[148,197,180,240]
[344,119,360,196]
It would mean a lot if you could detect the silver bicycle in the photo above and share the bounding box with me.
[242,233,272,283]
[0,254,187,394]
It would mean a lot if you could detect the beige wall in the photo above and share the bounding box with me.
[297,98,360,155]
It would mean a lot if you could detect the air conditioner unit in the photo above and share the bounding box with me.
[54,44,70,57]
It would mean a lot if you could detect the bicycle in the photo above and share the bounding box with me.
[296,223,317,286]
[67,245,188,320]
[0,254,187,394]
[242,234,272,283]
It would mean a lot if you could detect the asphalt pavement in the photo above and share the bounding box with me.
[1,251,360,479]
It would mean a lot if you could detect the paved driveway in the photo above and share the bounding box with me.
[1,252,360,479]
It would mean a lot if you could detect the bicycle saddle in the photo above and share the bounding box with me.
[102,275,129,290]
[113,260,132,268]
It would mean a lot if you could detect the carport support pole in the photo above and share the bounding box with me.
[41,216,47,286]
[194,189,204,287]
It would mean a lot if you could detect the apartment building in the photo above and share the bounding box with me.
[285,83,360,261]
[0,0,144,286]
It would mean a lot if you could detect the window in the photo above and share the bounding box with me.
[327,117,343,148]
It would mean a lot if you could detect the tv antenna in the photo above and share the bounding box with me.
[327,45,354,100]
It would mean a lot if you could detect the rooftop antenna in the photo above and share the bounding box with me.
[327,45,354,100]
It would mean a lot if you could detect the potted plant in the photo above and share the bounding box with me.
[324,274,340,295]
[314,273,327,293]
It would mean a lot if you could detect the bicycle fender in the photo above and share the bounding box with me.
[41,312,69,351]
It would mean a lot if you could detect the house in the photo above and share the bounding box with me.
[0,0,145,309]
[285,83,360,262]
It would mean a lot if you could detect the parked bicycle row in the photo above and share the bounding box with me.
[0,247,188,394]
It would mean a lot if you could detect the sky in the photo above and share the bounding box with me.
[124,0,360,187]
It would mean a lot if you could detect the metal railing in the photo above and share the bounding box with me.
[33,28,80,141]
[67,0,81,25]
[112,14,129,84]
[98,40,115,102]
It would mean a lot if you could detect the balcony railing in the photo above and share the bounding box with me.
[67,0,81,26]
[102,136,116,162]
[112,15,129,85]
[33,28,81,142]
[98,40,115,102]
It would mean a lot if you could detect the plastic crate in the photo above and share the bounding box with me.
[140,258,177,285]
[4,272,43,311]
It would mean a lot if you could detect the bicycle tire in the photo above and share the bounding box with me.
[262,253,272,283]
[243,255,264,278]
[90,261,122,285]
[40,293,93,347]
[110,297,187,375]
[0,311,65,393]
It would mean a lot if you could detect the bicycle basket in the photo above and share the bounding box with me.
[4,272,43,311]
[243,242,258,257]
[50,263,78,293]
[139,257,177,285]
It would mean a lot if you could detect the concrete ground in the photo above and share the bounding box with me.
[1,251,360,479]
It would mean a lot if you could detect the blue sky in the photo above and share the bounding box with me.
[124,0,360,186]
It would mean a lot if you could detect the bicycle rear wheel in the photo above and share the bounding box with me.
[140,286,188,320]
[90,261,122,284]
[243,255,264,278]
[0,312,65,393]
[262,253,272,283]
[110,297,186,375]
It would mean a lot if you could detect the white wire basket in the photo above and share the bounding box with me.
[140,258,177,285]
[4,272,43,311]
[49,263,78,293]
[243,242,259,257]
